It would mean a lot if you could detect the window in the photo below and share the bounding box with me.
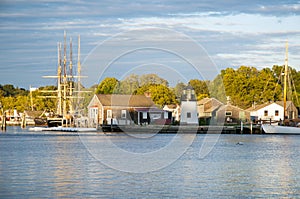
[187,112,191,118]
[275,110,279,116]
[89,108,98,119]
[225,111,232,116]
[264,110,268,116]
[143,112,147,119]
[107,110,112,118]
[164,111,168,119]
[121,110,126,118]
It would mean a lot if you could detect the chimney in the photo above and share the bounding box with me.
[144,91,151,98]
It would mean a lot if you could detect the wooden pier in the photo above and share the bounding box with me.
[101,124,262,134]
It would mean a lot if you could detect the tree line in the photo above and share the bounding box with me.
[1,65,299,113]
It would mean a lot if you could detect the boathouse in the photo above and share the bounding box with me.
[215,97,250,124]
[163,104,180,123]
[197,97,223,125]
[87,94,171,126]
[247,101,298,122]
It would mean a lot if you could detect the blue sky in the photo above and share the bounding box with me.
[0,0,299,88]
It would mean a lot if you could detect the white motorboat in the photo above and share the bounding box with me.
[262,123,300,134]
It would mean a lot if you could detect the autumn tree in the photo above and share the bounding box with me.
[213,66,284,109]
[139,74,168,87]
[173,82,186,100]
[135,84,177,107]
[95,77,119,94]
[188,79,210,100]
[119,74,140,94]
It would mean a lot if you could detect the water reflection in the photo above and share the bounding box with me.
[0,127,300,198]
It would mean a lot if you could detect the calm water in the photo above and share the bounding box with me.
[1,126,300,198]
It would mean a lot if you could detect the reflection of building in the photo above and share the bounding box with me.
[180,85,198,125]
[247,101,298,121]
[88,94,171,126]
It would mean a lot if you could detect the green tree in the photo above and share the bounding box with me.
[216,66,285,109]
[95,77,119,94]
[188,79,210,100]
[135,84,177,107]
[119,74,140,94]
[173,82,186,100]
[139,74,168,87]
[208,74,227,103]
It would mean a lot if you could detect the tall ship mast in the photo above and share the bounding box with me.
[283,41,288,120]
[40,31,86,127]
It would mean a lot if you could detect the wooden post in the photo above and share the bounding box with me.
[21,112,26,128]
[1,112,6,131]
[241,120,243,134]
[250,121,253,134]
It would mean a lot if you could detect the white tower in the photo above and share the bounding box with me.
[180,85,198,125]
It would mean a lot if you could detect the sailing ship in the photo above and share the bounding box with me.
[262,42,300,134]
[30,31,96,132]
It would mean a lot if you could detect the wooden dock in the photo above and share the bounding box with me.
[101,124,262,134]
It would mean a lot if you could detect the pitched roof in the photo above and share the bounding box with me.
[246,101,294,111]
[275,101,293,108]
[197,97,223,105]
[246,103,271,111]
[197,97,223,112]
[218,103,248,112]
[95,94,155,107]
[164,104,178,109]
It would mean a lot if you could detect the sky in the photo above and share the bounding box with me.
[0,0,300,89]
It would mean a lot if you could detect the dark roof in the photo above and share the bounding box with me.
[95,94,155,107]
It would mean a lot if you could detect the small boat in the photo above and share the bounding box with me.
[262,123,300,134]
[34,118,47,126]
[262,42,300,134]
[29,126,97,132]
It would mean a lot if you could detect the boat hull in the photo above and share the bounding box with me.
[262,124,300,134]
[29,126,97,132]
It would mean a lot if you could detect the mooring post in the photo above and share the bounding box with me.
[241,120,243,134]
[21,111,26,128]
[1,112,6,131]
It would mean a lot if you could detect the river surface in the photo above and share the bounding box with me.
[0,126,300,198]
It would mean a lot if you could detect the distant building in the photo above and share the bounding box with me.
[87,94,171,127]
[216,102,250,123]
[247,101,298,121]
[180,85,198,125]
[163,104,180,123]
[197,97,223,124]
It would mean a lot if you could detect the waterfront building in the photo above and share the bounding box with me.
[87,94,171,127]
[216,100,250,123]
[180,85,198,125]
[247,101,298,122]
[197,97,223,125]
[163,104,180,123]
